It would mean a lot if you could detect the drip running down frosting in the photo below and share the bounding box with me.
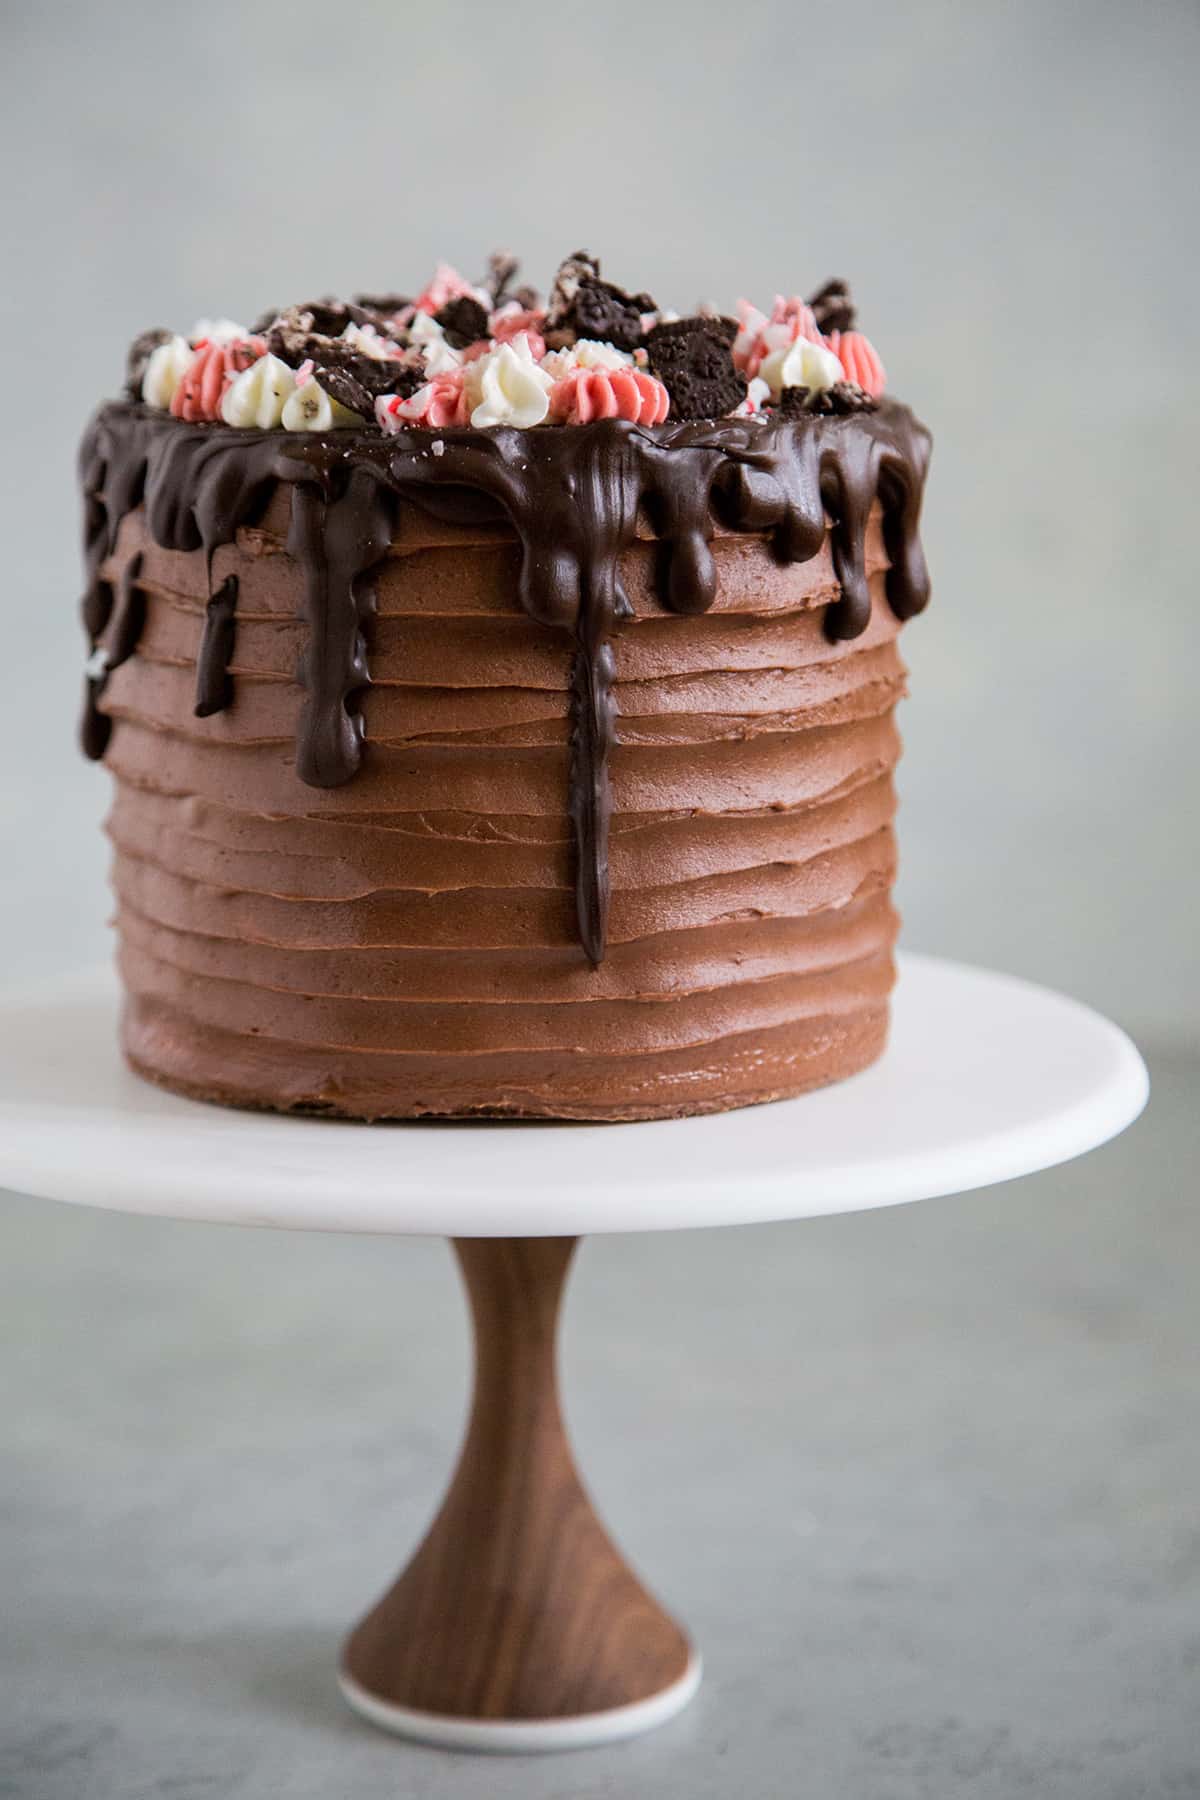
[81,401,929,963]
[81,251,931,1121]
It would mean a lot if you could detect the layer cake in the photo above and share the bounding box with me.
[79,253,931,1121]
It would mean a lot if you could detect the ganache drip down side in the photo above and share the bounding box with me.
[193,574,237,718]
[79,402,931,962]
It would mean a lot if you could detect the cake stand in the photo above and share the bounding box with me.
[0,953,1147,1754]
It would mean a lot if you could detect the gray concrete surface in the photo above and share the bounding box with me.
[2,1049,1195,1799]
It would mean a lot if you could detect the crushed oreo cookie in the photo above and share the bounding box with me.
[256,303,422,415]
[435,294,490,348]
[827,381,878,413]
[806,279,856,335]
[484,250,521,309]
[124,328,172,399]
[351,292,411,319]
[570,277,653,350]
[543,251,653,351]
[314,356,423,419]
[543,251,600,329]
[312,366,373,420]
[645,315,746,421]
[777,381,877,418]
[776,386,812,418]
[262,308,402,377]
[253,299,402,342]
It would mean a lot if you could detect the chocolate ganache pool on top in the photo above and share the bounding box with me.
[79,250,931,1122]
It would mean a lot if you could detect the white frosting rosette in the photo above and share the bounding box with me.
[462,335,553,429]
[220,354,297,430]
[758,336,845,400]
[280,367,361,431]
[541,339,634,381]
[189,318,251,345]
[141,336,194,410]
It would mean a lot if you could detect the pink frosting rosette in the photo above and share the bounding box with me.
[547,366,670,426]
[170,337,264,422]
[823,330,886,398]
[733,296,825,379]
[376,368,469,432]
[770,295,824,344]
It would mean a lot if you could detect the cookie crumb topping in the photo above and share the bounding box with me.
[124,253,889,433]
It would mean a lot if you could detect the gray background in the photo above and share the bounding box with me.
[1,3,1197,1797]
[0,0,1196,1038]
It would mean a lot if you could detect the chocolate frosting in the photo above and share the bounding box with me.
[80,402,929,964]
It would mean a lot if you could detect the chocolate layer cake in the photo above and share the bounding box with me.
[79,253,930,1121]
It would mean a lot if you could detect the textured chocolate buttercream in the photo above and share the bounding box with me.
[81,400,929,1120]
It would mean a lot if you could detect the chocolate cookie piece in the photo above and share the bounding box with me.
[262,319,321,366]
[806,279,856,334]
[543,251,653,351]
[311,367,377,420]
[260,300,421,415]
[570,277,653,351]
[254,299,400,342]
[251,300,334,338]
[435,295,490,348]
[645,315,746,420]
[543,250,601,329]
[352,293,411,319]
[313,354,424,419]
[777,381,877,417]
[263,307,408,379]
[484,250,520,308]
[649,313,740,348]
[124,328,172,399]
[776,385,811,418]
[826,381,877,413]
[362,357,425,400]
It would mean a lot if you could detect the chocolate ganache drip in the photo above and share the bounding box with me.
[80,401,930,962]
[82,549,144,760]
[286,471,397,786]
[193,574,237,718]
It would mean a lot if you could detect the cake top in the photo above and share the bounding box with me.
[123,250,890,435]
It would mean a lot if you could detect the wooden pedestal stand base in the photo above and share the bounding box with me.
[339,1238,700,1752]
[0,962,1148,1752]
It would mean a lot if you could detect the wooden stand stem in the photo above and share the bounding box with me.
[340,1238,696,1747]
